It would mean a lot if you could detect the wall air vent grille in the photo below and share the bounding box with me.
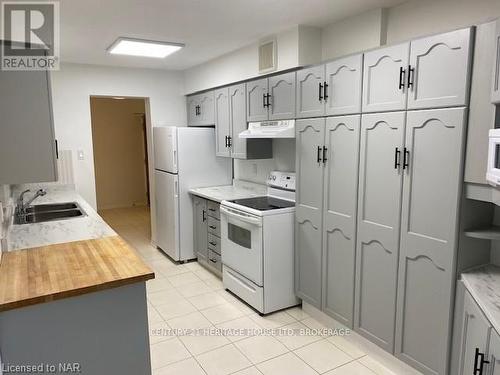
[259,38,277,74]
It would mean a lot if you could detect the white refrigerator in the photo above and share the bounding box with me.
[153,126,232,261]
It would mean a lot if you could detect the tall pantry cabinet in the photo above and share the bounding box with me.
[295,26,473,375]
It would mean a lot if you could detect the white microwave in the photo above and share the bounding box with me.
[487,129,500,186]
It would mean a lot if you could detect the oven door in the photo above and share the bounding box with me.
[220,205,263,286]
[487,132,500,186]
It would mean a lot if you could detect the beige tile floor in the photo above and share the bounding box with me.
[100,206,398,375]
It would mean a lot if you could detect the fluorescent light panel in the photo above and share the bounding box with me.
[107,38,184,58]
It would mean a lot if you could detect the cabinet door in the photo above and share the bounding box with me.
[407,28,473,110]
[362,43,410,113]
[492,19,500,104]
[193,197,208,262]
[325,54,363,116]
[0,69,57,184]
[199,91,215,125]
[214,88,231,157]
[459,291,491,375]
[295,118,325,308]
[187,95,200,126]
[229,83,248,159]
[395,108,466,375]
[296,66,325,119]
[246,78,268,122]
[489,330,500,375]
[322,115,361,328]
[268,72,296,120]
[355,111,406,353]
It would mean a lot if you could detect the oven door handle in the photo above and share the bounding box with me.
[220,206,262,227]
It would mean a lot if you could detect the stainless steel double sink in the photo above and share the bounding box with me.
[14,202,86,225]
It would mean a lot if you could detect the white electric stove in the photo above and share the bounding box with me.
[220,171,299,314]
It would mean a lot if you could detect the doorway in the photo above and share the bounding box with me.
[90,97,150,211]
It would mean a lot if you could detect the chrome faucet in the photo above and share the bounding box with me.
[16,189,47,214]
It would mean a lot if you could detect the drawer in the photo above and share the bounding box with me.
[223,266,263,313]
[207,216,220,235]
[207,201,220,219]
[207,250,222,273]
[208,233,221,255]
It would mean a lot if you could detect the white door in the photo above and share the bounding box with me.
[362,43,410,113]
[296,66,325,118]
[154,170,180,260]
[355,111,406,353]
[214,88,231,157]
[153,126,177,173]
[220,206,263,286]
[325,54,363,116]
[407,28,473,109]
[395,107,466,375]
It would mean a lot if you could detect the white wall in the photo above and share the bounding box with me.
[386,0,500,44]
[50,63,186,209]
[321,8,387,61]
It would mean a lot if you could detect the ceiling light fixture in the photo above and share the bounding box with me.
[107,37,184,58]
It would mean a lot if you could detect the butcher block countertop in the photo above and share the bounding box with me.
[0,235,154,312]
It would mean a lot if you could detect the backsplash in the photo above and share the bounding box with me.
[234,139,296,184]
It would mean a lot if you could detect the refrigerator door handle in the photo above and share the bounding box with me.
[174,180,178,197]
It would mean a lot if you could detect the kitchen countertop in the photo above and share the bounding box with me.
[0,236,154,312]
[7,185,116,251]
[189,180,267,203]
[461,264,500,334]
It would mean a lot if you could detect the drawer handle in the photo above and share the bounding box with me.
[209,225,217,229]
[209,241,217,246]
[209,258,218,263]
[209,208,216,212]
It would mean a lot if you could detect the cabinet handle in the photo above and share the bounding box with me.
[407,65,415,90]
[208,208,216,212]
[394,147,401,169]
[318,82,323,101]
[209,225,217,229]
[263,93,267,108]
[228,136,232,148]
[323,82,328,101]
[317,146,322,163]
[266,93,272,107]
[403,148,410,170]
[202,209,206,222]
[224,136,228,148]
[399,67,406,90]
[209,241,217,246]
[55,139,59,159]
[474,348,490,375]
[322,146,328,164]
[209,258,217,263]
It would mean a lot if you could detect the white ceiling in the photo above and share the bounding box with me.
[60,0,408,71]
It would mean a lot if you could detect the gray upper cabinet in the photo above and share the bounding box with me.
[193,196,208,262]
[246,78,268,122]
[325,54,363,116]
[490,330,500,375]
[355,111,406,353]
[362,43,410,113]
[0,68,57,184]
[407,28,473,110]
[268,72,296,120]
[322,115,360,328]
[229,83,249,159]
[395,108,466,375]
[492,19,500,104]
[295,118,325,308]
[296,66,325,119]
[214,88,231,157]
[458,291,492,375]
[187,91,215,126]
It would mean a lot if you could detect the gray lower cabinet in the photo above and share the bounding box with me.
[322,115,361,328]
[0,66,57,184]
[193,196,208,262]
[490,330,500,375]
[187,91,215,126]
[493,19,500,104]
[296,66,325,119]
[458,291,492,375]
[355,111,405,352]
[215,83,272,159]
[295,118,326,308]
[395,108,466,375]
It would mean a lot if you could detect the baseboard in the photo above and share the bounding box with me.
[302,302,423,375]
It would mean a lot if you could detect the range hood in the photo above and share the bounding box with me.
[239,120,295,139]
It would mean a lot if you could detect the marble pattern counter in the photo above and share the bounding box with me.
[461,264,500,334]
[189,179,267,203]
[7,185,115,251]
